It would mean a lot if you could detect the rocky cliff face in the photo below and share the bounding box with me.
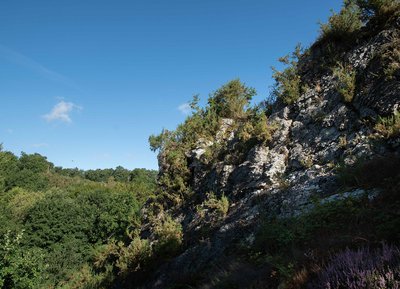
[144,10,400,289]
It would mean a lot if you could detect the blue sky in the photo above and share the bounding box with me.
[0,0,342,170]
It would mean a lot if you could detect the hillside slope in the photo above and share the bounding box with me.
[137,2,400,288]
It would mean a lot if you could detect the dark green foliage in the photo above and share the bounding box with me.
[55,165,157,187]
[209,79,256,119]
[0,148,155,288]
[356,0,400,20]
[0,151,51,192]
[374,110,400,138]
[0,152,20,192]
[332,62,357,102]
[17,189,140,287]
[18,153,52,174]
[0,231,46,289]
[271,45,304,105]
[24,189,139,247]
[319,0,363,42]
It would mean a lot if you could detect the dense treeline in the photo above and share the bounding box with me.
[0,146,157,288]
[55,166,157,184]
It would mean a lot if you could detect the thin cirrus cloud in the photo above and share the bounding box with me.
[31,143,49,148]
[178,103,191,115]
[0,44,79,89]
[43,101,82,123]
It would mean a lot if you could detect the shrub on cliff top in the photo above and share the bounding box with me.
[271,44,304,105]
[356,0,400,21]
[319,0,363,42]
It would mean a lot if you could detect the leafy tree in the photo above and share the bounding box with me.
[18,153,52,174]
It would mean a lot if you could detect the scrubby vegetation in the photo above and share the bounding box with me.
[149,79,275,208]
[333,63,357,102]
[196,192,229,223]
[374,110,400,138]
[271,45,304,105]
[319,0,363,43]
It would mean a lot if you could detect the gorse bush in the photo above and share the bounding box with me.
[153,215,183,257]
[271,45,304,105]
[237,106,275,144]
[333,63,357,102]
[197,192,229,223]
[116,238,152,275]
[374,110,400,138]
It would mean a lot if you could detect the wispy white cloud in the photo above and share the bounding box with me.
[125,153,135,159]
[0,44,79,89]
[178,103,191,115]
[31,143,48,148]
[43,101,82,123]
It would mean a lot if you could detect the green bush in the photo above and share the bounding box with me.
[116,238,152,275]
[197,192,230,222]
[319,0,363,42]
[271,45,304,105]
[333,63,357,102]
[237,107,275,144]
[90,237,153,288]
[374,110,400,138]
[208,79,256,119]
[153,215,183,257]
[378,35,400,80]
[356,0,400,20]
